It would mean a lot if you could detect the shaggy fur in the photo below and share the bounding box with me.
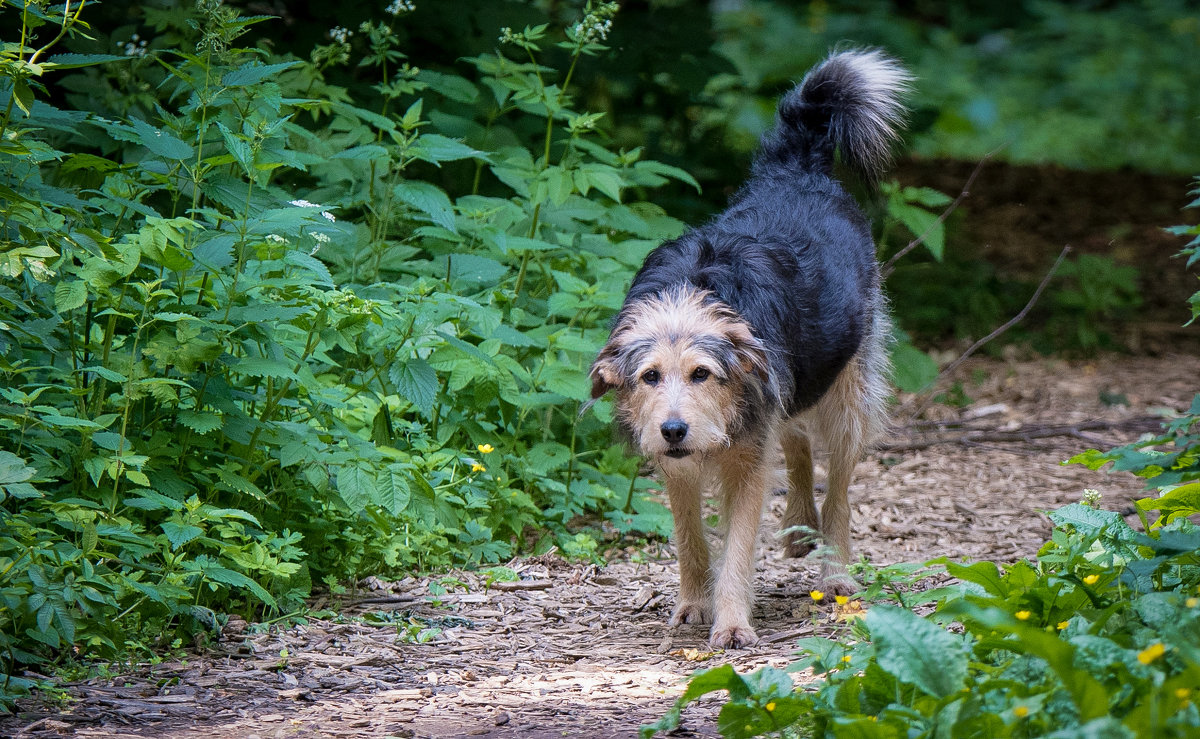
[591,49,910,648]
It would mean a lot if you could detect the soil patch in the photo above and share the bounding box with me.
[3,354,1196,738]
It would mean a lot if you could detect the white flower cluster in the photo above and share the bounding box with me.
[266,234,287,245]
[386,0,415,15]
[121,33,149,57]
[330,26,353,44]
[572,16,613,44]
[498,26,517,44]
[1081,488,1102,507]
[572,3,618,44]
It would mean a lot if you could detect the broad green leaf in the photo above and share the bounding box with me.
[866,605,967,698]
[54,280,87,312]
[391,357,439,417]
[337,465,375,513]
[375,467,411,516]
[394,181,457,233]
[178,411,223,434]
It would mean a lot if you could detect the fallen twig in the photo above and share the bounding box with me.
[878,415,1163,452]
[904,245,1072,422]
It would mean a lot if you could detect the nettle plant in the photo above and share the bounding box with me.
[0,0,683,699]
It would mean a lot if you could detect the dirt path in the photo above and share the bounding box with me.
[4,354,1197,739]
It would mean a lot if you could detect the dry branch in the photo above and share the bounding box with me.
[878,415,1163,452]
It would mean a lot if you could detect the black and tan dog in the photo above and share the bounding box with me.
[589,49,909,648]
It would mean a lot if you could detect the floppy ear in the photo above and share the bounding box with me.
[724,321,772,387]
[589,339,623,399]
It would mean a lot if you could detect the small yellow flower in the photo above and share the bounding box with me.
[471,463,486,473]
[1057,621,1070,631]
[1083,574,1100,586]
[1015,610,1032,621]
[477,443,495,454]
[810,590,825,602]
[1176,688,1192,700]
[764,701,776,712]
[1014,705,1029,718]
[1138,643,1166,665]
[835,595,850,605]
[841,655,853,663]
[1187,598,1199,608]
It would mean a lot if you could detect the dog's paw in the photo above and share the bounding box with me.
[670,601,712,626]
[709,622,758,649]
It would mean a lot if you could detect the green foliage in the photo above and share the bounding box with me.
[0,0,684,706]
[648,499,1200,738]
[1166,177,1200,324]
[1068,396,1200,494]
[707,0,1200,175]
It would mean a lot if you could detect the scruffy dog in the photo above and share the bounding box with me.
[589,49,909,648]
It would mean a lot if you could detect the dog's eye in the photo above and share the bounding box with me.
[641,369,660,385]
[691,367,710,383]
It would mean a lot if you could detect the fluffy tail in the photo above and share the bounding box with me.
[758,48,912,184]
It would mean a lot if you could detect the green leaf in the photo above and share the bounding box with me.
[54,281,87,312]
[178,411,223,434]
[525,441,571,475]
[391,357,439,417]
[375,467,411,516]
[45,53,130,69]
[866,605,967,698]
[394,181,457,233]
[889,201,945,261]
[337,465,375,513]
[222,60,302,86]
[0,451,35,486]
[162,521,204,550]
[889,341,938,393]
[410,134,490,164]
[234,357,299,381]
[128,117,194,161]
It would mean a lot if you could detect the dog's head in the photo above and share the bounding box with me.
[590,287,775,463]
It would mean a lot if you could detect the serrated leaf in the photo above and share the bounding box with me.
[128,117,194,161]
[391,357,439,417]
[375,467,411,516]
[394,181,457,233]
[234,357,299,381]
[337,465,375,513]
[54,281,87,312]
[867,605,967,698]
[525,441,571,475]
[162,521,204,550]
[46,53,130,69]
[178,410,223,434]
[222,60,302,87]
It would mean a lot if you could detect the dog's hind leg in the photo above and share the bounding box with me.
[709,443,772,649]
[779,427,820,558]
[815,356,884,595]
[664,467,712,627]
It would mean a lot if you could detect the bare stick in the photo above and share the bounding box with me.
[878,415,1163,452]
[904,245,1072,422]
[881,148,1001,279]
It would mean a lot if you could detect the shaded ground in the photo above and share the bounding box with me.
[4,353,1196,739]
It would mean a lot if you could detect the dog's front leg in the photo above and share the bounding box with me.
[664,467,711,626]
[709,446,769,648]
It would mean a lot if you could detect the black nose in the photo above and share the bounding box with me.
[660,419,688,444]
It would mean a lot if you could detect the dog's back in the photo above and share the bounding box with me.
[625,49,910,414]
